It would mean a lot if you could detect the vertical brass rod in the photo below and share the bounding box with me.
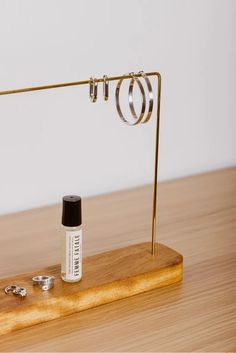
[151,73,161,256]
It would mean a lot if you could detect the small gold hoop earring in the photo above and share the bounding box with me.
[89,77,98,102]
[103,75,109,101]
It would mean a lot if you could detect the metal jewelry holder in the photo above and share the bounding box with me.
[0,71,183,336]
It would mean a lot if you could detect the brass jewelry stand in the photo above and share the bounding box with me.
[0,71,183,335]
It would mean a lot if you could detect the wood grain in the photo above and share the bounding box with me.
[0,167,235,351]
[0,242,182,336]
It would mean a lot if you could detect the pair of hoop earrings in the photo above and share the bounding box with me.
[89,75,109,102]
[5,285,27,297]
[115,71,154,126]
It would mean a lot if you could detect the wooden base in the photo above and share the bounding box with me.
[0,242,183,336]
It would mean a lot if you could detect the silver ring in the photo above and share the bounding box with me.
[32,275,55,291]
[103,75,109,101]
[138,71,154,123]
[115,73,146,126]
[128,72,146,124]
[89,77,98,102]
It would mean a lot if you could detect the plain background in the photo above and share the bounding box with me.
[0,0,235,215]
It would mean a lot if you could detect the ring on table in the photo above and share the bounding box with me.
[32,275,55,291]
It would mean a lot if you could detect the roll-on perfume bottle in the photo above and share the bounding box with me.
[61,195,82,283]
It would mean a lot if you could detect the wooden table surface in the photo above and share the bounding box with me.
[0,168,235,352]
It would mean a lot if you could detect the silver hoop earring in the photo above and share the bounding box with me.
[128,72,147,124]
[103,75,109,101]
[115,73,146,126]
[138,71,154,123]
[89,77,98,102]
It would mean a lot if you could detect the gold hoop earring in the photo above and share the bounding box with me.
[89,77,98,102]
[103,75,109,101]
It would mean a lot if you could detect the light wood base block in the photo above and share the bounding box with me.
[0,242,183,336]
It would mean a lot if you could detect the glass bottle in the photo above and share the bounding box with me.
[61,195,82,282]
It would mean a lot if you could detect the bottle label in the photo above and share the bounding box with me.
[65,229,82,280]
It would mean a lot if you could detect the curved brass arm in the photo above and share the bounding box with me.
[0,71,161,255]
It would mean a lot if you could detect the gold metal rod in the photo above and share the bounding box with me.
[151,73,161,256]
[0,70,161,257]
[0,72,158,96]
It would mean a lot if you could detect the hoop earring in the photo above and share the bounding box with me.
[89,77,98,102]
[115,73,146,126]
[128,72,147,124]
[103,75,109,101]
[138,71,154,123]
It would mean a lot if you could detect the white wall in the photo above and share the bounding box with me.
[0,0,235,215]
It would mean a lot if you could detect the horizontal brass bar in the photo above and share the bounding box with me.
[0,72,159,96]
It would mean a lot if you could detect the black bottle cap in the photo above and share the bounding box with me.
[62,195,82,227]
